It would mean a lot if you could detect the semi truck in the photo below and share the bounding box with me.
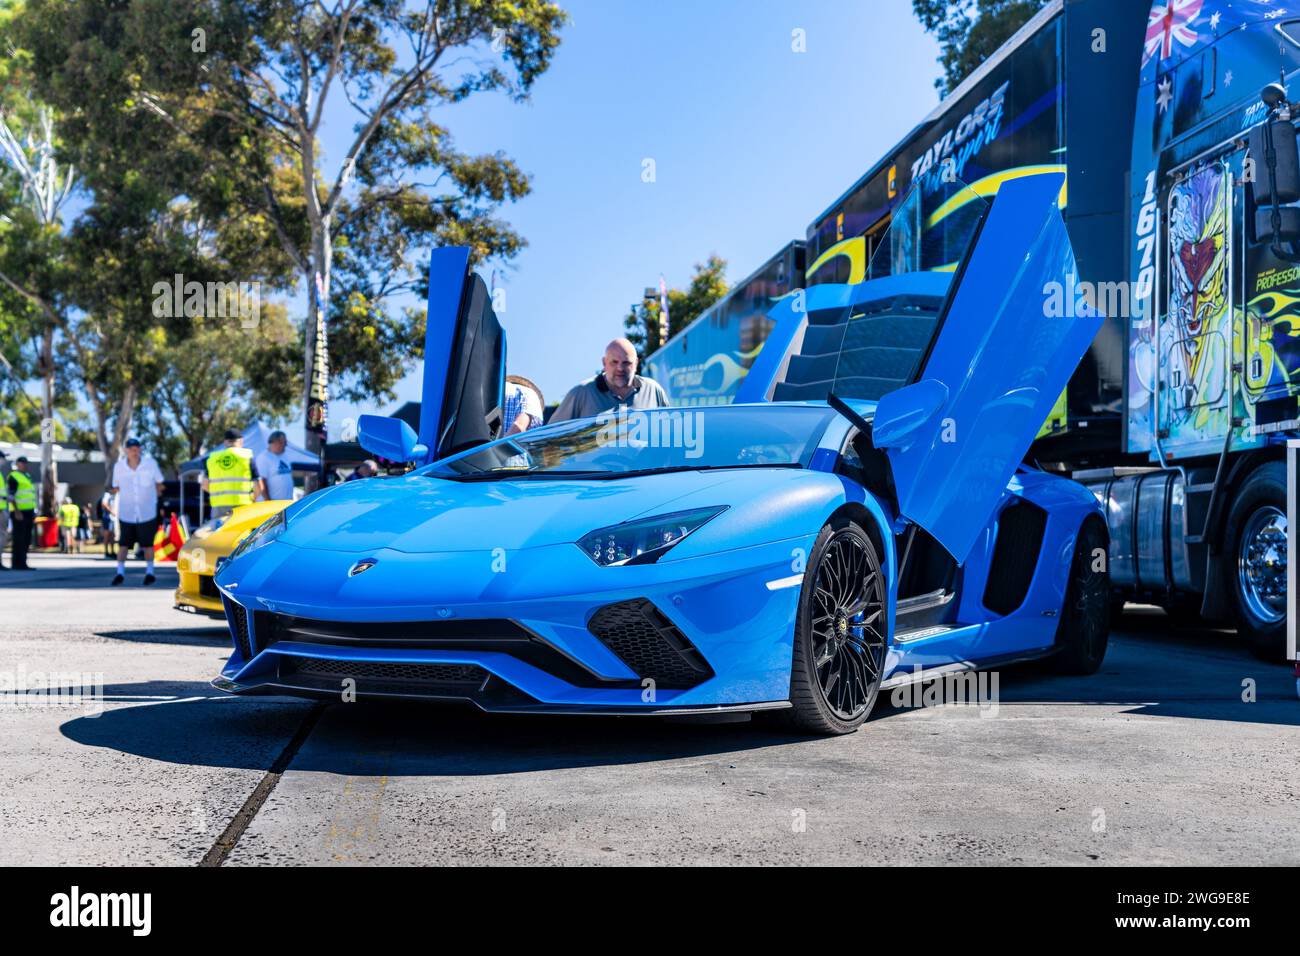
[645,0,1300,659]
[643,241,804,405]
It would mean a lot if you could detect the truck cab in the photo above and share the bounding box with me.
[1104,4,1300,657]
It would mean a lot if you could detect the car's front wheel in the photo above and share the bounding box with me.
[786,520,887,735]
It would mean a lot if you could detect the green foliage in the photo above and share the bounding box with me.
[0,206,41,401]
[15,0,568,418]
[912,0,1049,94]
[2,0,314,466]
[0,385,88,444]
[132,304,300,473]
[624,254,729,362]
[62,190,305,460]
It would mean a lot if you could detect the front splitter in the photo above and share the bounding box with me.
[211,675,791,717]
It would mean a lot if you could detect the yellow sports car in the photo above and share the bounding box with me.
[174,500,291,617]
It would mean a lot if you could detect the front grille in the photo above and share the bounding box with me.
[587,599,713,689]
[225,600,253,659]
[198,574,219,599]
[278,655,488,695]
[265,615,533,644]
[260,614,635,689]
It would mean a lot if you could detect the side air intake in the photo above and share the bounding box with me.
[586,599,714,689]
[982,501,1048,615]
[224,599,253,660]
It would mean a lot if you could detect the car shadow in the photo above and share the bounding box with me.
[875,606,1299,727]
[59,682,320,772]
[288,701,834,777]
[95,627,230,647]
[58,682,823,775]
[58,606,1297,775]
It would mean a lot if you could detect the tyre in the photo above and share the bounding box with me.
[1050,516,1111,675]
[786,519,887,735]
[1224,461,1288,661]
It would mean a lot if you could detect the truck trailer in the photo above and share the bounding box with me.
[643,241,805,406]
[645,0,1299,660]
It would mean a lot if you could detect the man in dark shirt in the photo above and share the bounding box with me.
[551,338,670,422]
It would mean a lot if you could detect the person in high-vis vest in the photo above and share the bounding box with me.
[58,497,81,554]
[0,450,11,570]
[7,456,37,570]
[201,429,258,520]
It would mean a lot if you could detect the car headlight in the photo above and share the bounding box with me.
[227,511,286,561]
[576,506,727,567]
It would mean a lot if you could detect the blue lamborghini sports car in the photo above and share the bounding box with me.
[213,172,1110,734]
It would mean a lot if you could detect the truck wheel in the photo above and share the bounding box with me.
[786,520,887,735]
[1225,462,1287,661]
[1050,517,1110,675]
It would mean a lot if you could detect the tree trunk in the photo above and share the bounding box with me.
[301,220,332,492]
[89,379,136,487]
[39,325,57,516]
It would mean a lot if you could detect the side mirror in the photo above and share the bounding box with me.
[357,414,428,464]
[871,378,949,451]
[1256,205,1300,242]
[1249,93,1300,248]
[1250,120,1300,204]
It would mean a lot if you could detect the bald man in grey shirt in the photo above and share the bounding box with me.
[551,338,670,422]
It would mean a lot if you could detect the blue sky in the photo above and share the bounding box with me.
[310,0,944,439]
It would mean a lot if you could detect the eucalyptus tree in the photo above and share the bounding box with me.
[912,0,1050,94]
[0,102,76,513]
[22,0,567,473]
[622,256,730,361]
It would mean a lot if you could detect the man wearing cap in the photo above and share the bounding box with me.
[107,438,166,586]
[6,454,36,570]
[253,429,295,501]
[201,429,259,519]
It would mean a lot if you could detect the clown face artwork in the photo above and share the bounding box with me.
[1160,162,1231,444]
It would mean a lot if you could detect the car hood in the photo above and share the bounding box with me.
[278,469,771,554]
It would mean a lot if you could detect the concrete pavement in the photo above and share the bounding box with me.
[2,553,1297,865]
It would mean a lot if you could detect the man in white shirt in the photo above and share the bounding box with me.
[254,430,296,501]
[107,437,165,586]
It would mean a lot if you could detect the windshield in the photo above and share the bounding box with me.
[426,405,832,478]
[775,178,989,403]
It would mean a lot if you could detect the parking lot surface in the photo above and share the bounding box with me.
[2,554,1297,865]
